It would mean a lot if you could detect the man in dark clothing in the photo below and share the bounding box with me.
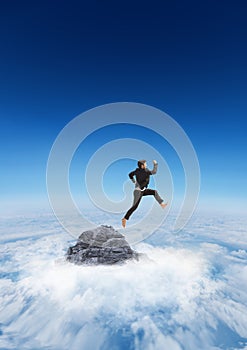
[122,159,167,228]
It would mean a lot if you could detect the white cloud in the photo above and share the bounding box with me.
[0,212,247,349]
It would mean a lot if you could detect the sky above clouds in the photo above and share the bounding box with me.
[0,0,247,214]
[1,4,247,349]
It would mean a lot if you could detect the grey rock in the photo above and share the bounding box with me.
[66,225,140,265]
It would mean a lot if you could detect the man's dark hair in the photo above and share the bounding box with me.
[137,159,146,168]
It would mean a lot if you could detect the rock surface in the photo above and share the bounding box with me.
[66,225,140,265]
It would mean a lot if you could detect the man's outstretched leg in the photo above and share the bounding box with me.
[142,189,167,208]
[122,190,143,228]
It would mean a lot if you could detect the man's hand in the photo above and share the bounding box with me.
[131,179,136,184]
[153,160,157,165]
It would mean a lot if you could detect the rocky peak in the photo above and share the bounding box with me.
[66,225,140,265]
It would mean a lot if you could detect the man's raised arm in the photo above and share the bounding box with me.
[150,160,158,174]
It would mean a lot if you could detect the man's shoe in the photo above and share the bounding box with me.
[122,218,127,228]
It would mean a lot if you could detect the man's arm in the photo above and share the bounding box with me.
[128,170,136,183]
[150,160,158,175]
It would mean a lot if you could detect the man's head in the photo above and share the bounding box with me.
[138,159,147,169]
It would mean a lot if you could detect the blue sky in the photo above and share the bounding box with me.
[1,0,247,214]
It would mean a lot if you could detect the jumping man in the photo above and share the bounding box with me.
[122,159,167,228]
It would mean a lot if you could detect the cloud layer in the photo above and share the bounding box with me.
[0,213,247,350]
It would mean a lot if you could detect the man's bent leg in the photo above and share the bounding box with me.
[143,189,164,204]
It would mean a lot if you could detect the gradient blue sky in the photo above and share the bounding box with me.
[1,0,247,214]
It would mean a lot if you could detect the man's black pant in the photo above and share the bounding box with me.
[124,188,164,220]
